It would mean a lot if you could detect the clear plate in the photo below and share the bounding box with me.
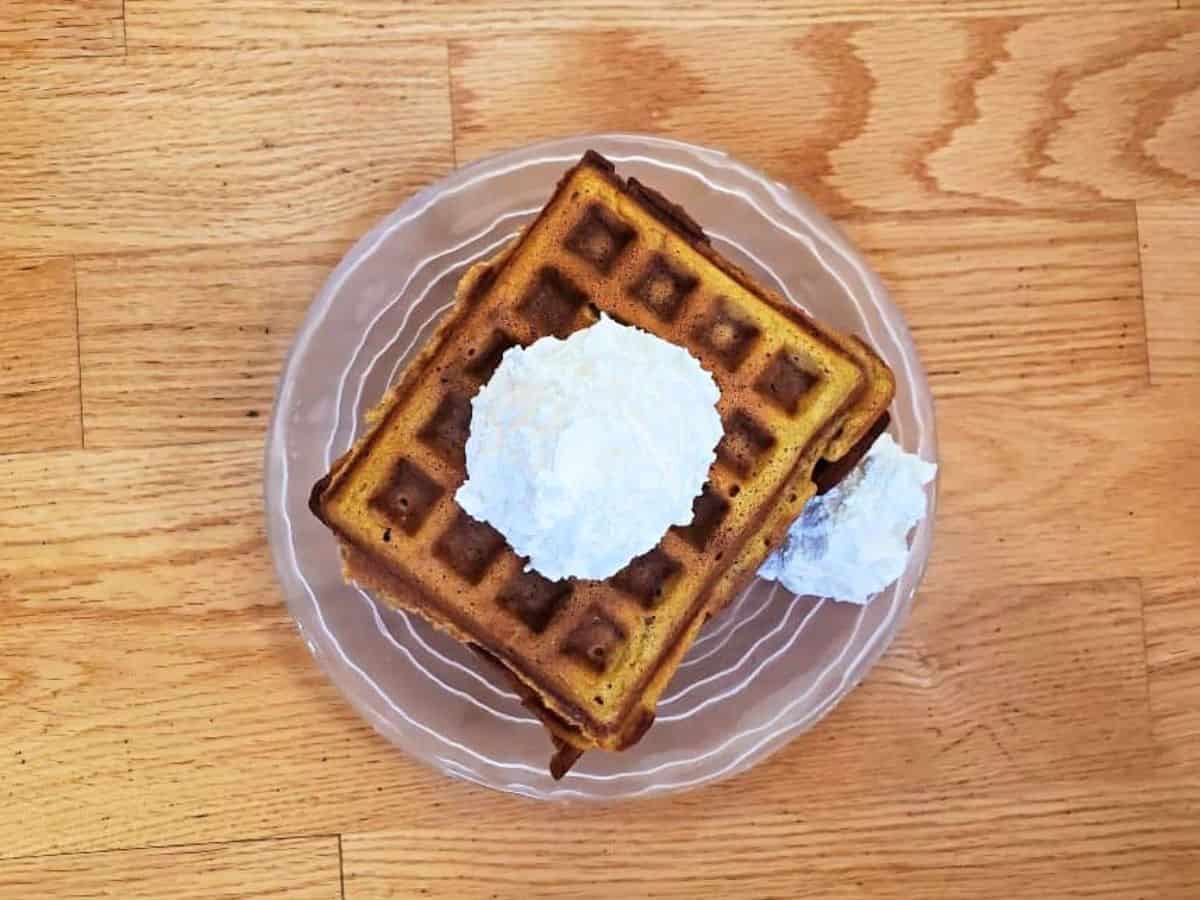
[264,134,938,800]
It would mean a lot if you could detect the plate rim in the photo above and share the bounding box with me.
[264,132,939,801]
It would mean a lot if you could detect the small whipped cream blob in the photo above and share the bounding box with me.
[758,433,936,604]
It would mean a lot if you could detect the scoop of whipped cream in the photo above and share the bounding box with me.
[456,314,723,582]
[758,433,936,604]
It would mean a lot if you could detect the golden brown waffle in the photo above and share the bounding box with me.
[310,150,895,767]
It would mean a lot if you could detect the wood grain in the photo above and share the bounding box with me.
[774,577,1154,800]
[450,13,1200,213]
[0,837,340,900]
[0,440,431,857]
[926,383,1200,595]
[0,1,124,58]
[0,438,520,859]
[1137,202,1200,382]
[0,257,81,454]
[1,4,1198,897]
[341,780,1189,899]
[1146,575,1200,775]
[66,207,1144,453]
[122,1,1176,50]
[0,608,441,860]
[0,47,452,256]
[0,440,1155,857]
[76,243,344,448]
[0,440,269,621]
[842,206,1146,401]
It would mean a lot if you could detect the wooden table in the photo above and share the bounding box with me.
[2,2,1198,897]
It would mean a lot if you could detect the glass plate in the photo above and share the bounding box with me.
[264,134,937,800]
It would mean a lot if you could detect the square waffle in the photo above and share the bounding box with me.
[310,151,896,769]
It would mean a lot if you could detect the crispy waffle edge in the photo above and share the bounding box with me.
[309,149,898,771]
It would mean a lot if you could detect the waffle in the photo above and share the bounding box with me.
[310,150,896,770]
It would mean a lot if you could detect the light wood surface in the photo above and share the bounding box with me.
[0,47,452,255]
[0,837,341,899]
[1138,202,1200,382]
[342,781,1193,899]
[0,257,80,453]
[122,1,1176,50]
[449,13,1200,213]
[1146,575,1200,776]
[0,0,124,57]
[840,207,1147,401]
[0,3,1197,898]
[76,242,345,448]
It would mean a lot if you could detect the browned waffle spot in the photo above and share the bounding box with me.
[755,350,820,414]
[433,511,506,584]
[367,458,445,536]
[672,483,730,551]
[717,410,777,476]
[518,267,588,338]
[549,740,584,780]
[466,328,520,383]
[612,546,682,609]
[497,569,572,634]
[417,392,472,466]
[814,411,891,495]
[630,254,698,322]
[563,606,627,673]
[692,301,761,371]
[564,203,636,274]
[623,707,656,747]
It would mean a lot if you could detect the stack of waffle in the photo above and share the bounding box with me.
[309,151,895,777]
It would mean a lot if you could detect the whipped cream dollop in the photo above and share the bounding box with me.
[456,315,723,582]
[758,433,936,605]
